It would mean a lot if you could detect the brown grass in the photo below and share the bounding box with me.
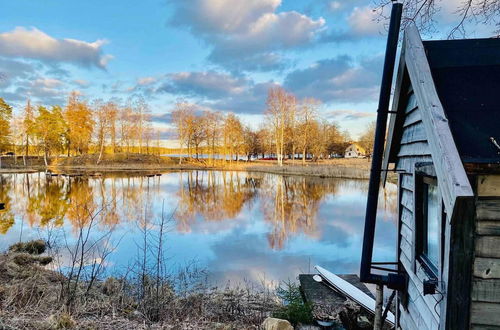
[1,154,380,181]
[0,241,278,329]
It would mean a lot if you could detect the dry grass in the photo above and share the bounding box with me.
[1,154,380,181]
[221,158,372,180]
[0,241,278,329]
[52,153,177,167]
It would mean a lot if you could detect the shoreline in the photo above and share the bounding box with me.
[0,162,372,180]
[0,154,387,180]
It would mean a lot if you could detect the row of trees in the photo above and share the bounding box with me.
[0,93,160,165]
[171,87,356,166]
[0,86,374,166]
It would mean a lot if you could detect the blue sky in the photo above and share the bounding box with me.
[0,0,495,139]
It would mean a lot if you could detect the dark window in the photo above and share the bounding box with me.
[416,176,440,276]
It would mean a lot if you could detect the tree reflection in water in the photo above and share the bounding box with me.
[0,171,397,252]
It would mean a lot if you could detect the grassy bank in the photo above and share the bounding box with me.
[0,241,279,329]
[0,153,375,180]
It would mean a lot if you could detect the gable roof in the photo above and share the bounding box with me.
[383,24,475,215]
[346,143,365,153]
[424,38,500,163]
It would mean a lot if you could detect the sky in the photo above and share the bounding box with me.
[0,0,496,140]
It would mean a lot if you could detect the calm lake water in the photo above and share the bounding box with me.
[0,171,397,286]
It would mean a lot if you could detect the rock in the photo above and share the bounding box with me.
[296,325,321,330]
[262,317,293,330]
[357,315,372,328]
[211,322,232,330]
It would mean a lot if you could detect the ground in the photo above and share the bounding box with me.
[0,153,375,180]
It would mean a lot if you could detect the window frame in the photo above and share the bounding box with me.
[414,166,443,279]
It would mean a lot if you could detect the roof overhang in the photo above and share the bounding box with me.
[382,23,473,215]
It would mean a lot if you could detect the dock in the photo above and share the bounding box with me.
[299,274,376,329]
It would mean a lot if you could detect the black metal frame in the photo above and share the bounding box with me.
[359,2,406,290]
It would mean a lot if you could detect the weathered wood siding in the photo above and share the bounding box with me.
[395,91,440,330]
[471,175,500,328]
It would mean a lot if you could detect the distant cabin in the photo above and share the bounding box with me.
[344,144,366,158]
[381,24,500,329]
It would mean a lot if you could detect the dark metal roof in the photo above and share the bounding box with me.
[423,39,500,163]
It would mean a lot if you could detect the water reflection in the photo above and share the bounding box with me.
[0,171,397,285]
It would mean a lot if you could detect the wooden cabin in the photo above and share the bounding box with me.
[381,24,500,329]
[345,143,366,158]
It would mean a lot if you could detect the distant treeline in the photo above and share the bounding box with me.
[171,86,375,165]
[0,86,375,166]
[0,92,160,165]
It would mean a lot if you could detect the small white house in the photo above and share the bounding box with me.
[344,144,366,158]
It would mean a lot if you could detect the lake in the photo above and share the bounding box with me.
[0,171,397,287]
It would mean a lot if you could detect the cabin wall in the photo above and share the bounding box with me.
[395,90,441,330]
[470,175,500,328]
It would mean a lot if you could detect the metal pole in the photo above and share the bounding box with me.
[374,284,384,330]
[360,2,403,285]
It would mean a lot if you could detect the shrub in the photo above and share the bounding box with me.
[273,281,313,326]
[8,240,46,255]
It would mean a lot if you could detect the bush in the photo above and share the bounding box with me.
[273,281,313,326]
[8,240,46,255]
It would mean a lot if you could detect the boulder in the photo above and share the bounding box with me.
[262,317,293,330]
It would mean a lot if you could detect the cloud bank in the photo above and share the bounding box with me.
[170,0,325,72]
[0,27,112,69]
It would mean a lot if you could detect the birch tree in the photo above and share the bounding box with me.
[297,98,320,164]
[265,87,296,166]
[23,98,35,161]
[204,111,223,165]
[171,101,195,164]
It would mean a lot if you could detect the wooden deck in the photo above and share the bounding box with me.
[299,274,375,327]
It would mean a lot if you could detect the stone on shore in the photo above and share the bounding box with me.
[262,317,293,330]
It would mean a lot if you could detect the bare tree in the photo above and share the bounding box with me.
[171,101,195,164]
[297,98,320,165]
[223,113,244,163]
[265,87,296,166]
[375,0,500,37]
[204,111,223,165]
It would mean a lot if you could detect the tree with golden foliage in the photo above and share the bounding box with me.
[34,105,66,166]
[0,98,12,154]
[65,92,94,156]
[223,113,244,163]
[358,121,376,156]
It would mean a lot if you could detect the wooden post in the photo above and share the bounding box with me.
[374,284,384,330]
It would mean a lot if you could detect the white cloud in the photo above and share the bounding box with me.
[154,69,279,114]
[0,27,113,69]
[171,0,325,72]
[160,71,249,98]
[347,6,384,36]
[327,109,375,120]
[137,76,157,85]
[284,55,383,103]
[0,58,36,88]
[33,78,63,88]
[73,79,90,87]
[329,1,342,11]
